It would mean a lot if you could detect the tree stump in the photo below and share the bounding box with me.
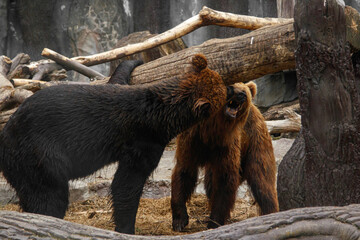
[277,0,360,210]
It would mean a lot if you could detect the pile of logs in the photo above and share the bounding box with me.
[0,53,86,130]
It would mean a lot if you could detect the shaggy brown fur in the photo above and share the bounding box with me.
[171,82,279,231]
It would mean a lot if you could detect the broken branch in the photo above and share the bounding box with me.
[70,6,292,66]
[42,48,105,79]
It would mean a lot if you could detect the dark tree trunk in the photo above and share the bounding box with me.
[277,0,360,210]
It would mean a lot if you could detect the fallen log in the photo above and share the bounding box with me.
[40,6,359,86]
[262,100,300,120]
[12,78,89,92]
[266,115,301,134]
[0,204,359,239]
[70,6,293,66]
[129,21,295,85]
[128,6,358,86]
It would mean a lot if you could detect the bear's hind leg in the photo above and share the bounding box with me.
[12,165,69,218]
[171,161,198,231]
[206,157,240,229]
[242,153,279,215]
[19,183,69,218]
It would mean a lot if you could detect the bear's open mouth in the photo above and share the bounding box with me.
[225,100,240,118]
[224,91,247,119]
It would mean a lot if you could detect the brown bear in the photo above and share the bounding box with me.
[171,81,279,231]
[0,54,227,234]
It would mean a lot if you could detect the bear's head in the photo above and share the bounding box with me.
[224,81,257,121]
[179,54,227,119]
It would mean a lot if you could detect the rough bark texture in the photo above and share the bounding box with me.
[277,0,360,210]
[130,21,296,86]
[1,204,359,239]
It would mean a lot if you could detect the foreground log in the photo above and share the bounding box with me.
[277,0,360,210]
[0,204,359,239]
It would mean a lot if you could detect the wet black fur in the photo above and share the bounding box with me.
[0,61,218,234]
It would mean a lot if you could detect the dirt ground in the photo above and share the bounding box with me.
[1,194,259,236]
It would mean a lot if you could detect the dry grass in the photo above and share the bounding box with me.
[0,194,259,236]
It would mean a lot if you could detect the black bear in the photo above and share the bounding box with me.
[171,82,279,231]
[0,54,227,234]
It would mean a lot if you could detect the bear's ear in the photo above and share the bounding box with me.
[193,98,211,118]
[191,54,208,72]
[246,81,257,99]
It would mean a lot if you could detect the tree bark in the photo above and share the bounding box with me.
[277,0,360,210]
[129,21,296,86]
[0,204,359,239]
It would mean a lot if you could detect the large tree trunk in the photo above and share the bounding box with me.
[1,204,359,239]
[277,0,360,210]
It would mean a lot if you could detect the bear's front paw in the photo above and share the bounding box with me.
[172,214,189,232]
